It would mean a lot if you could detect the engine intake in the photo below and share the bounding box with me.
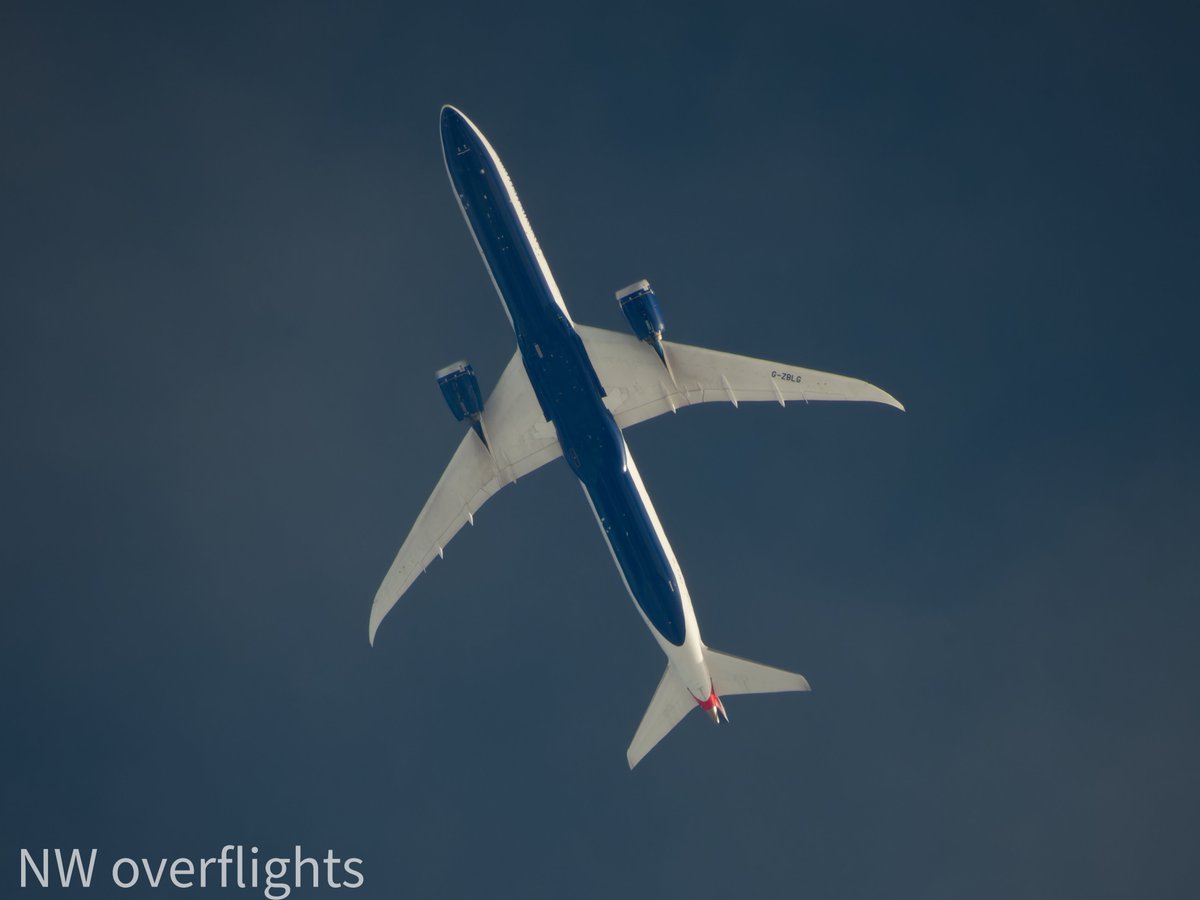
[435,360,487,446]
[616,279,668,367]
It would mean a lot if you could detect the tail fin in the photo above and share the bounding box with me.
[626,649,810,769]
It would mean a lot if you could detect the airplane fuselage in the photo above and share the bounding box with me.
[439,107,713,701]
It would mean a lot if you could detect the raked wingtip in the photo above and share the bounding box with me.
[877,388,905,412]
[368,606,383,647]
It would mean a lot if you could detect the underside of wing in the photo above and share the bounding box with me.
[369,351,560,644]
[575,324,904,430]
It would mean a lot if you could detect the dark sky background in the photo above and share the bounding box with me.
[3,2,1198,897]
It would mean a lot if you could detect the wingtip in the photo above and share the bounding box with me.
[369,591,402,647]
[876,387,905,412]
[854,377,905,412]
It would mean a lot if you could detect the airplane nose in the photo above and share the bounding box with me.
[440,104,475,157]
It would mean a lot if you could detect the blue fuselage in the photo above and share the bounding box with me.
[440,107,687,646]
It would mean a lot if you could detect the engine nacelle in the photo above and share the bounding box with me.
[616,279,664,344]
[617,279,668,368]
[435,360,488,446]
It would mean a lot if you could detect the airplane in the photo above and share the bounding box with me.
[369,105,904,768]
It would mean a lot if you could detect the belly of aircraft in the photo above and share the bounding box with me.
[507,313,687,647]
[443,111,688,648]
[579,460,688,646]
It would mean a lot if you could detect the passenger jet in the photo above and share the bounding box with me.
[370,106,903,768]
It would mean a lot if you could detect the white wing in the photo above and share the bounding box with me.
[575,324,904,429]
[369,351,560,644]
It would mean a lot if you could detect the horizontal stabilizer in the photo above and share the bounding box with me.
[704,648,811,696]
[626,649,810,769]
[627,666,694,769]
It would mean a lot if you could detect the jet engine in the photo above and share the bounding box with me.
[435,360,488,447]
[616,279,668,367]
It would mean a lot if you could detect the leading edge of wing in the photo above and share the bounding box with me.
[369,430,499,645]
[575,325,904,430]
[368,352,561,645]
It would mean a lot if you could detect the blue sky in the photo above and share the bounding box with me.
[3,2,1198,897]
